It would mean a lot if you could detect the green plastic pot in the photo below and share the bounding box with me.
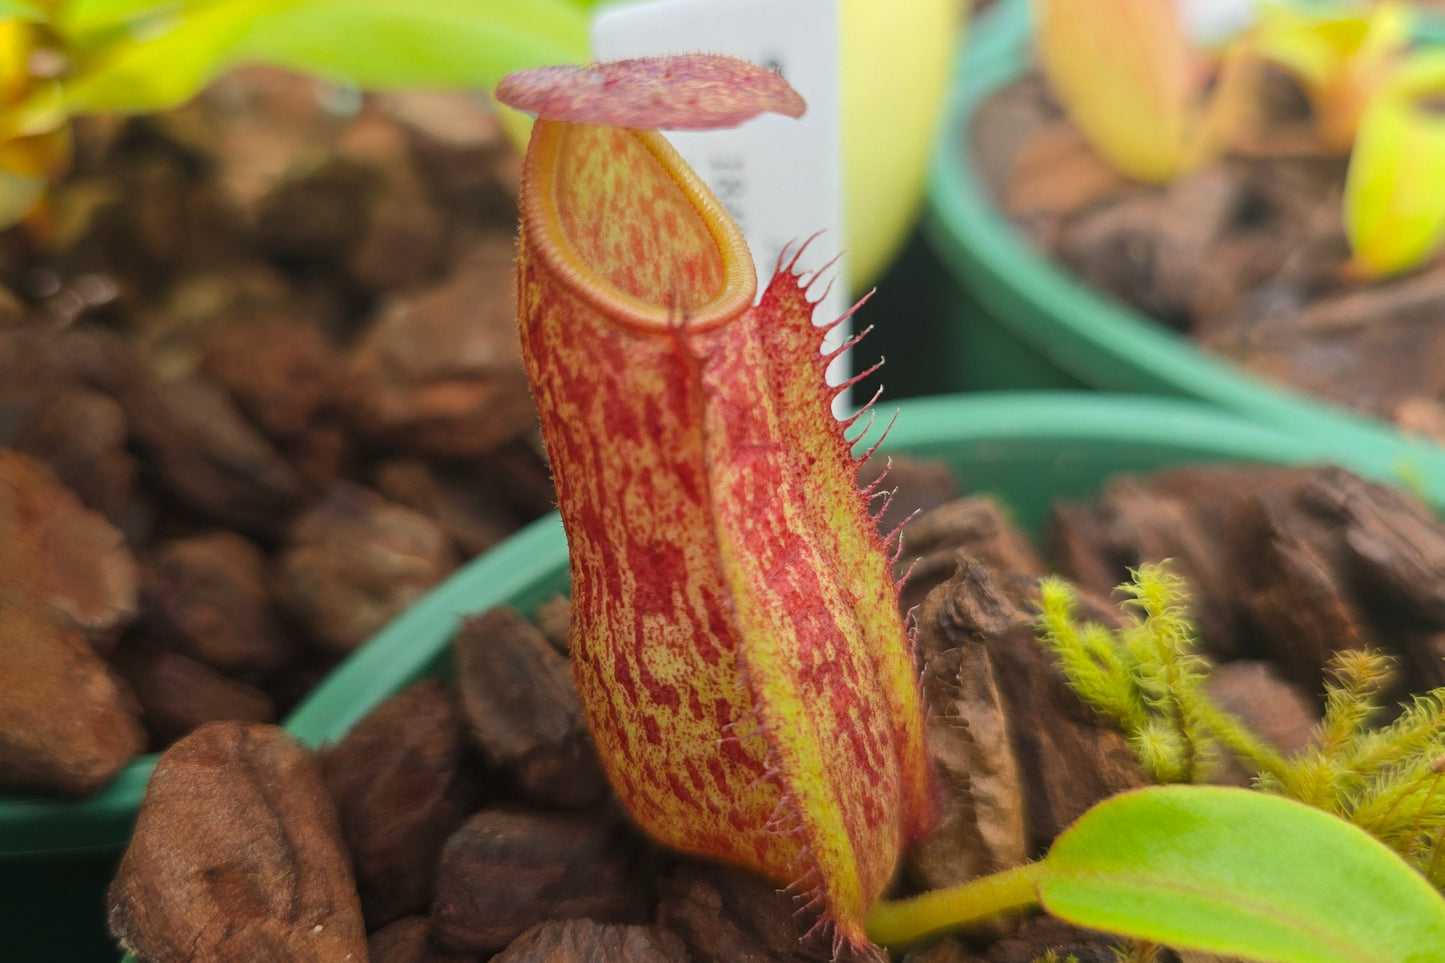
[924,0,1445,503]
[83,390,1384,962]
[235,392,1366,750]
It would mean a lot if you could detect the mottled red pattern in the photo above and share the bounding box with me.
[751,266,937,844]
[555,125,724,311]
[497,55,806,131]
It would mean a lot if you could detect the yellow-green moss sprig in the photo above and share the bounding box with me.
[1039,560,1445,887]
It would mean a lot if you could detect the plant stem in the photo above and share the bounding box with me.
[865,862,1044,947]
[1194,698,1290,782]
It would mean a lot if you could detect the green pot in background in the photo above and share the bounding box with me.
[854,228,1085,403]
[249,391,1375,770]
[923,0,1445,503]
[83,390,1374,962]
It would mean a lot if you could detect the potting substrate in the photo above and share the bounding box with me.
[104,394,1445,962]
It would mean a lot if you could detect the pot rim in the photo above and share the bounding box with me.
[924,0,1445,503]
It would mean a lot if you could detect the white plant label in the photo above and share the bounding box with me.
[1181,0,1257,44]
[591,0,850,393]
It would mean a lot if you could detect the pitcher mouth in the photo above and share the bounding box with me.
[520,119,757,335]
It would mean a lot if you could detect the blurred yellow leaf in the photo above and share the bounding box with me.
[0,168,46,225]
[0,121,68,226]
[0,13,69,227]
[62,0,299,114]
[840,0,962,287]
[1032,0,1251,184]
[1252,0,1413,151]
[0,77,65,141]
[1344,51,1445,278]
[0,21,32,103]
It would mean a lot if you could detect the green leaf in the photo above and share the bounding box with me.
[62,0,302,114]
[58,1,295,53]
[0,78,67,141]
[62,0,588,117]
[1037,785,1445,963]
[58,0,184,36]
[230,0,589,92]
[1251,6,1352,89]
[0,0,47,21]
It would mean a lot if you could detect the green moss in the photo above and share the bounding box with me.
[1039,561,1445,887]
[1032,952,1080,963]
